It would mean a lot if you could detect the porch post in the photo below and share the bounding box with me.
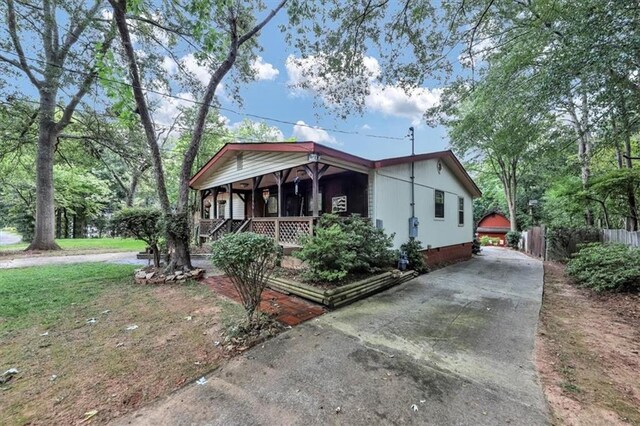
[251,175,264,218]
[274,169,291,218]
[213,188,218,219]
[227,183,233,221]
[276,171,283,218]
[312,162,319,217]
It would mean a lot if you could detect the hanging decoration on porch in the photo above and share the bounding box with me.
[262,188,270,216]
[332,195,347,213]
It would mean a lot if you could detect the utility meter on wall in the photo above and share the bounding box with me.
[409,216,419,238]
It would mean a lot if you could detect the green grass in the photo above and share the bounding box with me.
[0,263,137,331]
[0,237,146,252]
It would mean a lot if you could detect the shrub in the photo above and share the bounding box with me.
[479,235,491,246]
[399,239,428,274]
[295,224,356,282]
[295,214,395,282]
[211,232,280,323]
[566,243,640,292]
[315,214,395,270]
[505,231,521,249]
[111,208,163,267]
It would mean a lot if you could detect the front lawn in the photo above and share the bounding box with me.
[0,238,147,255]
[0,263,244,424]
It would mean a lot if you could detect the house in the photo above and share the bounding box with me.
[476,211,511,246]
[189,142,482,267]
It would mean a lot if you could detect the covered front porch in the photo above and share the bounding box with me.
[194,150,370,246]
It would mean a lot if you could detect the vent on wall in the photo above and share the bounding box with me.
[236,153,243,170]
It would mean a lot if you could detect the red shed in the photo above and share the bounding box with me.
[476,211,511,246]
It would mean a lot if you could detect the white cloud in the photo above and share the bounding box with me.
[181,53,212,86]
[292,120,337,145]
[365,86,442,125]
[153,91,195,128]
[252,56,279,80]
[286,54,440,125]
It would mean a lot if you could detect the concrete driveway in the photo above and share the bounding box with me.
[113,247,548,425]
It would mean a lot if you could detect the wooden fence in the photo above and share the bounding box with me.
[521,227,639,261]
[601,229,640,247]
[521,225,546,259]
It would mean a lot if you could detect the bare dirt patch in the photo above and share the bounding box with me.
[0,282,244,425]
[536,261,640,425]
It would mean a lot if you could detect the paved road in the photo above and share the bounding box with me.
[113,247,548,425]
[0,251,141,269]
[0,230,21,245]
[0,251,213,270]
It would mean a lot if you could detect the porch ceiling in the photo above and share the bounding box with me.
[229,164,365,190]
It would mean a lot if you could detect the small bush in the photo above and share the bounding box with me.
[211,232,280,323]
[479,235,500,246]
[111,208,163,267]
[399,239,428,274]
[295,224,356,282]
[295,214,395,282]
[566,243,640,292]
[505,231,521,249]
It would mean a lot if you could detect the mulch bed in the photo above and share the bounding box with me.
[202,276,326,326]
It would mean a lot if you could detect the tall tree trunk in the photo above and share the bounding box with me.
[55,208,62,239]
[566,96,594,227]
[109,0,286,272]
[27,92,60,250]
[125,170,141,207]
[619,95,639,231]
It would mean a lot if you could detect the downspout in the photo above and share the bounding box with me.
[409,127,417,239]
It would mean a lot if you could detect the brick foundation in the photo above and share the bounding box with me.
[421,242,472,268]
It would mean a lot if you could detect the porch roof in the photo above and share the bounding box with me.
[189,141,481,197]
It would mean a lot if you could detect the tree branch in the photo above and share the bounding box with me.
[5,0,43,88]
[55,29,115,132]
[57,1,102,63]
[238,0,287,46]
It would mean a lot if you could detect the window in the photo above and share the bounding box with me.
[434,190,445,218]
[236,153,243,170]
[458,197,464,226]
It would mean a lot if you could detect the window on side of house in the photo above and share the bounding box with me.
[236,153,243,170]
[458,197,464,226]
[434,190,445,219]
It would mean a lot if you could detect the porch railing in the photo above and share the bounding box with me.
[199,218,225,236]
[251,217,315,246]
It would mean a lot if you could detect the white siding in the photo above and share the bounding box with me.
[373,159,474,249]
[196,151,308,189]
[216,192,245,220]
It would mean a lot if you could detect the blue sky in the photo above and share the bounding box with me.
[3,3,458,161]
[191,10,453,160]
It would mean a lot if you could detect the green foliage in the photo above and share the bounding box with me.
[479,235,501,246]
[111,208,163,266]
[210,232,280,322]
[399,239,428,274]
[505,231,521,249]
[546,228,602,261]
[296,224,356,282]
[295,214,395,282]
[566,243,640,292]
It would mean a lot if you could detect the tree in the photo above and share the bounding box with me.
[210,232,279,324]
[439,76,549,231]
[0,0,115,249]
[106,0,449,272]
[107,0,287,272]
[111,208,163,267]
